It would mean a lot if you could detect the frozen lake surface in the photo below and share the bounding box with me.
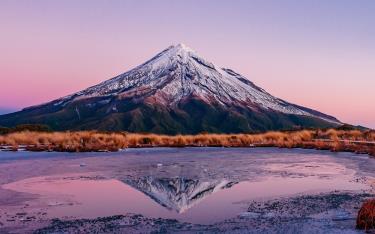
[0,148,374,233]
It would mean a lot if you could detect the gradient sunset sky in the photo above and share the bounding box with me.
[0,0,374,128]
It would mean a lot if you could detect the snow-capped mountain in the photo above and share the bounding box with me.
[123,176,236,213]
[0,43,340,133]
[33,43,335,118]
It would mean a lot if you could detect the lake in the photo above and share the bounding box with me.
[0,148,374,233]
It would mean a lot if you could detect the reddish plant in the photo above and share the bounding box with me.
[357,199,375,231]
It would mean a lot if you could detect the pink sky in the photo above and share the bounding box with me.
[0,1,374,128]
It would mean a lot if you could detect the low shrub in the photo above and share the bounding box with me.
[357,199,375,231]
[0,126,11,135]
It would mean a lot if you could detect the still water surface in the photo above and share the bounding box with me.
[4,154,370,224]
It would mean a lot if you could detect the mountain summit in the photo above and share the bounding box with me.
[0,44,340,133]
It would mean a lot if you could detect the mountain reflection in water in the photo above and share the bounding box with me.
[122,176,237,213]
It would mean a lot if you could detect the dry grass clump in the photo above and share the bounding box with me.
[0,129,374,154]
[316,129,375,142]
[0,131,128,152]
[357,199,375,231]
[365,131,375,142]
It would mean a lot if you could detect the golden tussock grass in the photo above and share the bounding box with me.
[0,129,374,154]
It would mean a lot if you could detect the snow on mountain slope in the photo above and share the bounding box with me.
[43,43,338,123]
